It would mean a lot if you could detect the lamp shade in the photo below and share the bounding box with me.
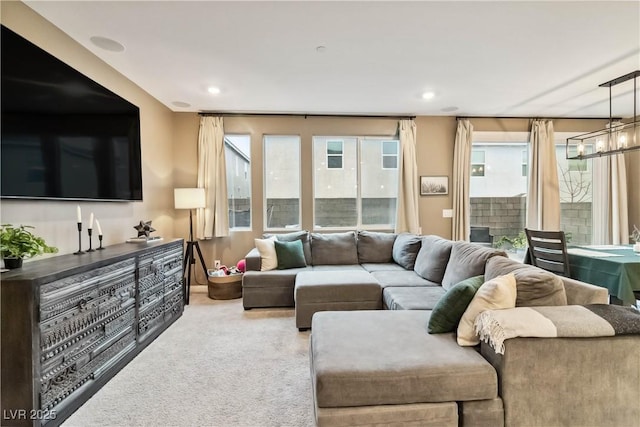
[174,188,206,209]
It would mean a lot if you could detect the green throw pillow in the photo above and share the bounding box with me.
[427,275,485,334]
[274,239,307,269]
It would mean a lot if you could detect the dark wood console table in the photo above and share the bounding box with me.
[1,239,184,427]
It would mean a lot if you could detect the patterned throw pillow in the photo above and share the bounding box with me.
[457,274,517,346]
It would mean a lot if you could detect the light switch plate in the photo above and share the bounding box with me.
[443,209,453,218]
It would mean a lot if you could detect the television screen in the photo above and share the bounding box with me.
[1,25,143,201]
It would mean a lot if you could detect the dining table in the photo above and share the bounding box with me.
[567,245,640,306]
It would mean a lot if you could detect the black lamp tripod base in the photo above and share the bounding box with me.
[182,209,208,305]
[183,240,207,305]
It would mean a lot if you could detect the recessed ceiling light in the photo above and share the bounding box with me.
[208,86,221,95]
[90,36,125,52]
[422,91,435,100]
[172,101,191,108]
[316,45,327,53]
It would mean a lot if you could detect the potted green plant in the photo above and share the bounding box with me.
[494,231,527,253]
[0,224,58,269]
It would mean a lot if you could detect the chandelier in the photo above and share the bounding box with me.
[566,70,640,159]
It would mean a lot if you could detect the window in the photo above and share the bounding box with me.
[313,136,399,229]
[264,135,301,230]
[382,141,398,169]
[471,150,485,176]
[326,140,343,169]
[469,135,529,245]
[556,137,593,245]
[521,150,528,177]
[224,135,251,229]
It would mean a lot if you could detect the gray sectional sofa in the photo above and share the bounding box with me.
[242,230,640,426]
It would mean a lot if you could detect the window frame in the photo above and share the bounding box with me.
[263,134,302,232]
[224,134,252,231]
[312,136,399,231]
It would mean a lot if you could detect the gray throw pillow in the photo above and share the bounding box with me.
[357,230,397,263]
[264,230,312,265]
[414,235,454,283]
[274,239,307,269]
[485,256,568,306]
[310,231,358,265]
[392,233,422,270]
[440,242,506,291]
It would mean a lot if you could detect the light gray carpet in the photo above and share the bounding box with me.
[62,287,314,427]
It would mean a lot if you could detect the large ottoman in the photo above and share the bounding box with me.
[294,271,381,330]
[310,310,503,427]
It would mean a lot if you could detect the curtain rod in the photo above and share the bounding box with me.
[199,112,416,120]
[455,116,620,121]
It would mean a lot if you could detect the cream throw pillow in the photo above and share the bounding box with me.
[457,273,517,346]
[254,236,277,271]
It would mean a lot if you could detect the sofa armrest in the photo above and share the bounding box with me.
[481,335,640,426]
[560,276,608,304]
[245,248,261,272]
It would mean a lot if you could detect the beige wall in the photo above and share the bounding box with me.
[172,114,457,278]
[0,2,176,259]
[173,114,640,281]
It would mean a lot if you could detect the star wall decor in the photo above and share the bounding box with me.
[134,220,156,238]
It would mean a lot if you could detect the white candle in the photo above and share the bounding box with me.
[89,213,94,229]
[95,219,103,236]
[76,205,82,223]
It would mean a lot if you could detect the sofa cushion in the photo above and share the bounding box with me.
[357,230,397,263]
[371,270,439,288]
[311,231,358,265]
[265,230,312,265]
[311,264,365,272]
[428,275,485,334]
[311,310,498,407]
[457,274,517,346]
[274,239,307,270]
[254,236,277,271]
[414,235,454,283]
[392,233,422,270]
[360,263,406,273]
[485,256,568,307]
[383,286,446,310]
[441,242,506,291]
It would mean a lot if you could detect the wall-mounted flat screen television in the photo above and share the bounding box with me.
[1,25,143,201]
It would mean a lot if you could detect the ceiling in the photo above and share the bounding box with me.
[24,1,640,118]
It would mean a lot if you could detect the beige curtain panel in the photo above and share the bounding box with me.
[526,119,560,231]
[593,152,629,245]
[196,116,230,239]
[395,119,420,234]
[452,119,473,241]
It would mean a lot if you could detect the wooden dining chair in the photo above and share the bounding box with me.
[524,228,571,277]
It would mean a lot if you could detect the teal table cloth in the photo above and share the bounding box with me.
[568,246,640,306]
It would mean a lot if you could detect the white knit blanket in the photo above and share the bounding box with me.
[474,304,640,355]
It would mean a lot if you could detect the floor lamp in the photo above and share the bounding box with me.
[174,188,208,305]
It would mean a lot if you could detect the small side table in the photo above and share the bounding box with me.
[207,273,243,300]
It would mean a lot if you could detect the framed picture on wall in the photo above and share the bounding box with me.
[420,176,449,196]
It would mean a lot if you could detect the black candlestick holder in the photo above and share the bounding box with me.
[97,234,104,250]
[74,223,85,255]
[87,228,95,252]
